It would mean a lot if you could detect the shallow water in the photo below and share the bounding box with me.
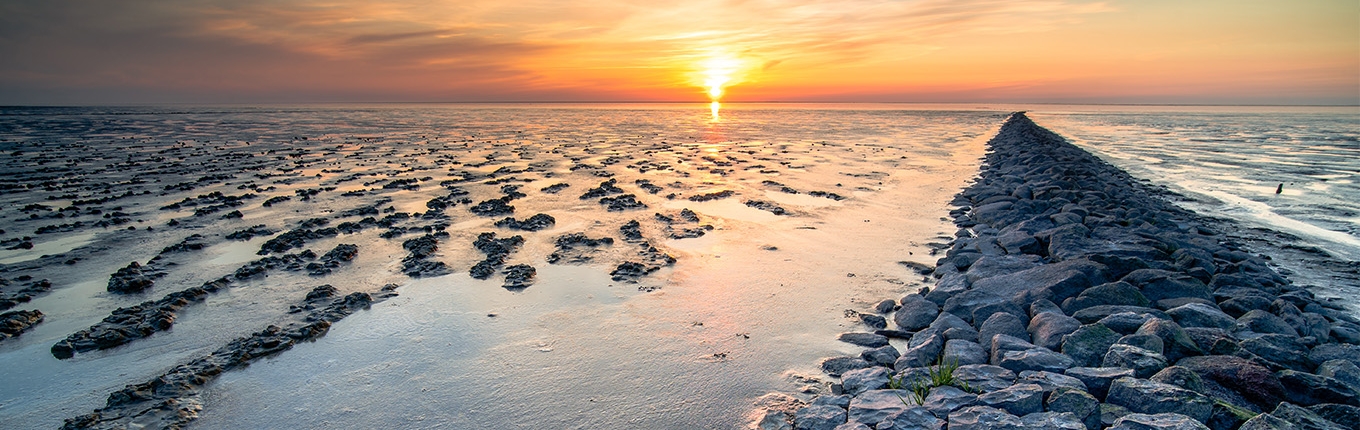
[1031,106,1360,307]
[0,104,997,428]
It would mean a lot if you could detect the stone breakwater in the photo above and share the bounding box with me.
[759,113,1360,430]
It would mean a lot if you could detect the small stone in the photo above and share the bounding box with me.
[822,357,875,377]
[839,332,891,348]
[1111,413,1211,430]
[861,314,889,330]
[861,345,901,367]
[895,295,939,332]
[875,299,898,314]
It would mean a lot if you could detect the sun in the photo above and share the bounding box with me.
[701,55,741,101]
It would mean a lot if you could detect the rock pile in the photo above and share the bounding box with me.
[764,113,1358,430]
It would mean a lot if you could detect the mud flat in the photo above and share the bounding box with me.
[764,113,1359,429]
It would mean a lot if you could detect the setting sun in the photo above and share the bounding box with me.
[700,55,742,101]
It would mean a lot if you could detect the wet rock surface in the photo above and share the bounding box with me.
[759,113,1357,429]
[60,286,391,430]
[0,309,44,340]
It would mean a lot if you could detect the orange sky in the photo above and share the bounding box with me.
[1,0,1356,104]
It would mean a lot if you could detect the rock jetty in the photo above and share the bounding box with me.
[760,113,1358,430]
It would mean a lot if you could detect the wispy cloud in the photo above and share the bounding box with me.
[0,0,1354,104]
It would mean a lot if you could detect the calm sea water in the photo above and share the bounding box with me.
[0,104,1354,429]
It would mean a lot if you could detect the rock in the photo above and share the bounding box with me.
[1182,327,1239,356]
[1064,367,1134,400]
[1063,324,1122,367]
[758,410,793,430]
[1020,412,1086,429]
[1206,402,1253,430]
[1241,334,1311,371]
[947,406,1026,430]
[832,422,871,430]
[972,263,1098,307]
[1308,344,1360,370]
[1238,310,1299,337]
[998,346,1077,374]
[822,357,875,377]
[979,313,1031,352]
[814,395,853,408]
[1167,303,1237,331]
[1103,344,1169,378]
[1269,402,1348,430]
[1064,281,1150,313]
[848,390,914,425]
[0,309,44,340]
[1046,387,1101,430]
[990,334,1037,365]
[876,407,945,430]
[1103,403,1134,427]
[1106,377,1214,422]
[895,295,939,331]
[1073,306,1170,325]
[1275,370,1359,407]
[1308,404,1360,429]
[975,383,1044,416]
[895,333,945,370]
[1124,270,1214,303]
[840,332,891,348]
[861,314,888,330]
[1316,359,1360,393]
[943,339,988,366]
[1236,413,1294,430]
[953,364,1017,393]
[1150,366,1205,393]
[1111,413,1212,430]
[795,404,848,430]
[965,255,1044,284]
[862,345,901,367]
[1100,312,1167,334]
[1178,355,1285,410]
[1018,370,1087,392]
[842,367,891,396]
[875,299,898,314]
[1136,318,1204,363]
[1029,311,1081,351]
[921,385,977,418]
[1119,334,1166,355]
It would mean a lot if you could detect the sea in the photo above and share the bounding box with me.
[0,103,1354,429]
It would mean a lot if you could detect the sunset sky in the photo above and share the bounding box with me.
[1,0,1356,105]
